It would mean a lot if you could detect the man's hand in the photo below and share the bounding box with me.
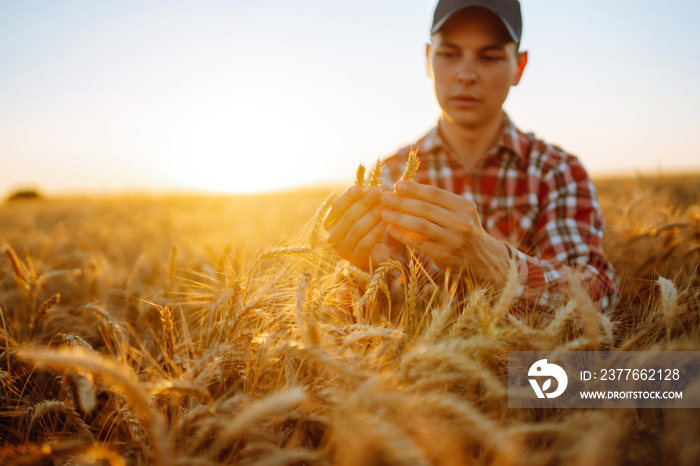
[379,181,510,284]
[324,185,394,271]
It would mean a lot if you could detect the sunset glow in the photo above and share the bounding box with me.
[1,0,699,195]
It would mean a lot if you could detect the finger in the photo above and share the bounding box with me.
[386,225,446,265]
[352,219,387,258]
[327,190,382,246]
[343,204,384,248]
[394,181,467,212]
[381,207,444,242]
[385,223,432,251]
[380,191,453,229]
[324,185,363,228]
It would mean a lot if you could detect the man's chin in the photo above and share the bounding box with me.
[443,114,485,130]
[441,108,501,130]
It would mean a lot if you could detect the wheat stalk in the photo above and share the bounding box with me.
[310,192,339,249]
[211,388,307,457]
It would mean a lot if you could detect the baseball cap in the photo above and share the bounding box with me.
[431,0,522,43]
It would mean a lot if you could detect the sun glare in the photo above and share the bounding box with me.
[155,86,332,194]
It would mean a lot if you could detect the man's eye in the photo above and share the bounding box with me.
[483,55,503,61]
[437,52,455,58]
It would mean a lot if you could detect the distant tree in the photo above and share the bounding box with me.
[7,189,44,202]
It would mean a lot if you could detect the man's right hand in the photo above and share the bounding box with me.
[324,185,392,271]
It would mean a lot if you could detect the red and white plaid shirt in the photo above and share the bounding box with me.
[380,113,619,313]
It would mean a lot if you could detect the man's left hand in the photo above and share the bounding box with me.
[379,181,510,284]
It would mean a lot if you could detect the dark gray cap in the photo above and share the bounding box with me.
[431,0,522,43]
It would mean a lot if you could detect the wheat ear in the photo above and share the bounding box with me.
[159,305,176,365]
[30,293,60,340]
[354,260,403,322]
[310,192,339,249]
[399,149,420,182]
[18,346,172,466]
[167,244,178,291]
[657,276,678,341]
[355,164,367,187]
[368,159,383,188]
[3,244,29,290]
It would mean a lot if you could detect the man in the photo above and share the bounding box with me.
[324,0,618,313]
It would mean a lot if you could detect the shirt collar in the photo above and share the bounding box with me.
[419,112,526,163]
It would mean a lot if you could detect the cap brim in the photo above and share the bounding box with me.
[430,6,519,42]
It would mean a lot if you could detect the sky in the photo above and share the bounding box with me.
[1,0,699,195]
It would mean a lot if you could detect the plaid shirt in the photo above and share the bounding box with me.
[380,113,619,313]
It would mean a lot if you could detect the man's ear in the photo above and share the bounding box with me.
[513,50,528,86]
[425,42,433,79]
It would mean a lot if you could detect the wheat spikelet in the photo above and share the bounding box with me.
[27,400,92,437]
[403,392,507,449]
[147,379,213,402]
[78,445,126,466]
[400,341,506,399]
[368,159,383,188]
[244,246,313,303]
[353,260,403,322]
[248,448,323,466]
[483,259,520,335]
[124,252,145,305]
[406,257,420,315]
[159,305,176,364]
[255,247,312,264]
[399,149,420,182]
[84,303,128,348]
[23,247,38,283]
[342,261,373,282]
[19,347,149,413]
[355,164,366,187]
[309,192,339,249]
[18,346,172,466]
[3,244,29,290]
[118,403,146,445]
[73,373,96,415]
[29,293,60,340]
[211,388,307,457]
[421,300,455,346]
[330,391,431,466]
[567,274,613,349]
[657,276,678,340]
[296,270,319,346]
[168,244,179,291]
[59,333,99,355]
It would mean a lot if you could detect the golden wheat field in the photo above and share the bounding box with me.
[1,173,699,465]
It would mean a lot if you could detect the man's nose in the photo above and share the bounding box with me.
[456,58,477,83]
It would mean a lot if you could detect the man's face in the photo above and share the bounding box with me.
[427,8,527,129]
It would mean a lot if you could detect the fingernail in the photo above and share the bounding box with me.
[380,192,392,204]
[369,187,381,199]
[350,185,361,196]
[395,181,406,192]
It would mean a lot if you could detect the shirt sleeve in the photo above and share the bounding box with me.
[509,155,619,313]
